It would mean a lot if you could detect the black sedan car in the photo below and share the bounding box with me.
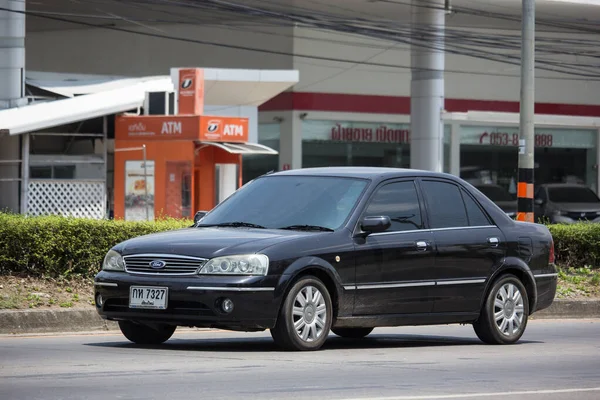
[95,167,557,351]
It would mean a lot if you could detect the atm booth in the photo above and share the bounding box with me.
[113,68,278,221]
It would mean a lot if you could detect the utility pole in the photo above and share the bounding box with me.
[517,0,535,223]
[410,0,445,173]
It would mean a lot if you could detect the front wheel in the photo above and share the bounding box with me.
[270,276,333,351]
[118,320,176,345]
[473,274,529,345]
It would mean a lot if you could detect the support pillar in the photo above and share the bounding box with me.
[278,111,302,170]
[410,0,445,172]
[20,133,29,214]
[450,123,461,176]
[0,0,26,109]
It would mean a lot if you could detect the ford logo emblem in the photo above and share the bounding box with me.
[149,260,167,269]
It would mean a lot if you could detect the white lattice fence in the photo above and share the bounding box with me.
[27,180,106,219]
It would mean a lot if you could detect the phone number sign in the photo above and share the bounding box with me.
[479,132,554,147]
[460,126,596,149]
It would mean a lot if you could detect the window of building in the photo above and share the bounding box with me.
[460,126,598,195]
[242,123,280,184]
[364,181,423,232]
[30,165,75,179]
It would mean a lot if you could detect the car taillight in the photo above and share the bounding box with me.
[549,239,555,264]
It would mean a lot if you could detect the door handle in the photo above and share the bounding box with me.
[416,241,428,251]
[488,237,499,247]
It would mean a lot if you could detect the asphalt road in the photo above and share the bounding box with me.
[1,319,599,400]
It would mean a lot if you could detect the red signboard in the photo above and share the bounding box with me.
[115,115,200,141]
[115,115,249,143]
[331,124,410,143]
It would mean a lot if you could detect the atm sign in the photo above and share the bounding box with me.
[200,117,249,143]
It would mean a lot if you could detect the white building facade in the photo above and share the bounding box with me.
[3,0,600,214]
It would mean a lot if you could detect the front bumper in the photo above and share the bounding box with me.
[94,271,281,331]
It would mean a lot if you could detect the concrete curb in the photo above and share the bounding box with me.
[0,308,117,335]
[530,299,600,319]
[1,299,599,335]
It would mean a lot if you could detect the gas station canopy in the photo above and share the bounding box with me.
[0,68,299,135]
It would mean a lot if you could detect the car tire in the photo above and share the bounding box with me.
[270,276,333,351]
[118,320,177,345]
[473,274,529,345]
[331,327,374,339]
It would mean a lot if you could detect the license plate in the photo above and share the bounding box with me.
[129,286,168,310]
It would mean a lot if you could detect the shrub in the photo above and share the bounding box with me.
[0,213,191,279]
[1,214,599,279]
[548,223,600,269]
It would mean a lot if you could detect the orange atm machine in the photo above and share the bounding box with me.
[113,68,274,220]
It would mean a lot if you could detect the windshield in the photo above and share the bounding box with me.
[548,186,600,203]
[198,175,369,230]
[476,185,514,202]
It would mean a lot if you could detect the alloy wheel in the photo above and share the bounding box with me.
[291,285,328,342]
[494,282,525,337]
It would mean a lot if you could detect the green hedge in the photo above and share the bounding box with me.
[0,213,191,279]
[548,223,600,269]
[0,213,598,279]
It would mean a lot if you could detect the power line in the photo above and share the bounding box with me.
[11,1,600,80]
[153,0,600,77]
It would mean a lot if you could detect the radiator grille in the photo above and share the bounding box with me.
[123,254,207,276]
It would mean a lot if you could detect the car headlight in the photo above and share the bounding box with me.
[103,249,125,271]
[198,254,269,276]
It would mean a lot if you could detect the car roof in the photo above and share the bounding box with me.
[266,166,456,181]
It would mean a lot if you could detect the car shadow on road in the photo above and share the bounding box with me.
[84,333,542,353]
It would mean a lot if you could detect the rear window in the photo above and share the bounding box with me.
[548,187,600,203]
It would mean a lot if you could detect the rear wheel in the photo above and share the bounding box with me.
[332,327,374,339]
[270,276,333,351]
[473,274,529,345]
[118,320,176,345]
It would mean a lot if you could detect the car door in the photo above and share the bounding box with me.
[352,179,436,316]
[418,178,506,314]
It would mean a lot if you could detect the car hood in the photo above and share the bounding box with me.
[117,227,312,259]
[551,202,600,213]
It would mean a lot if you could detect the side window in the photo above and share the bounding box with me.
[364,181,423,232]
[421,180,469,228]
[461,189,492,226]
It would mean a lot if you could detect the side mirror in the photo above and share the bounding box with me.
[360,216,391,234]
[193,211,208,224]
[534,198,544,206]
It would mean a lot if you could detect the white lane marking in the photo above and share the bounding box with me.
[338,387,600,400]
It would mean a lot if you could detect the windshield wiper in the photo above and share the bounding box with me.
[278,225,334,232]
[197,222,266,229]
